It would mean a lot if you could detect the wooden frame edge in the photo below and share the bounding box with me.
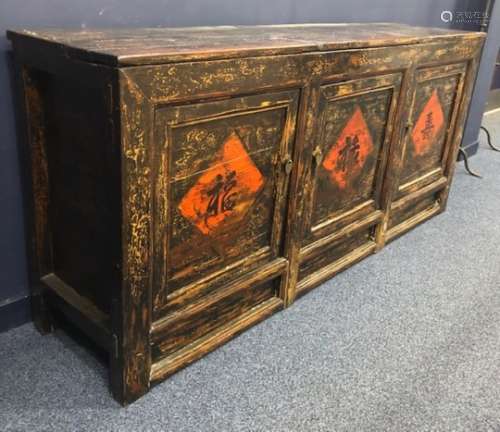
[150,297,283,382]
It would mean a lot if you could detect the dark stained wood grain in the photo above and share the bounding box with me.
[115,70,154,404]
[43,73,120,314]
[16,65,54,334]
[7,24,481,66]
[7,24,485,405]
[150,296,283,383]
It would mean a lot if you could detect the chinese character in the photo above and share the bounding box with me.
[337,135,361,172]
[205,170,238,226]
[421,111,434,140]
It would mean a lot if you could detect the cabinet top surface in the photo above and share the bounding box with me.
[7,23,483,66]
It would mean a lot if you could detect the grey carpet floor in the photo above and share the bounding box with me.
[1,112,500,432]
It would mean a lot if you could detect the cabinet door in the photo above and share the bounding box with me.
[298,73,402,294]
[387,63,467,238]
[151,90,298,331]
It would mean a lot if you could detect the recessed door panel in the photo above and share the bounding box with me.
[297,73,402,290]
[305,73,401,242]
[153,90,299,313]
[311,90,391,231]
[399,65,464,191]
[388,63,467,233]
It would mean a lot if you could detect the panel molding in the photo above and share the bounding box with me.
[398,167,442,195]
[297,242,376,297]
[150,296,283,383]
[151,258,286,337]
[386,202,441,241]
[301,210,382,262]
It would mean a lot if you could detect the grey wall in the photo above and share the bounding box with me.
[0,0,494,328]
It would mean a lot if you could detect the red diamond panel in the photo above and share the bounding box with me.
[322,106,374,189]
[412,89,445,156]
[178,133,264,235]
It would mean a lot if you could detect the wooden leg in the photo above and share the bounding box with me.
[110,74,152,406]
[108,294,151,406]
[30,286,55,334]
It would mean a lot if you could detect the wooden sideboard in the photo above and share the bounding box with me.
[7,24,484,404]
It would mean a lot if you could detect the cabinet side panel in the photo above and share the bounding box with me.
[15,64,54,333]
[44,74,121,314]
